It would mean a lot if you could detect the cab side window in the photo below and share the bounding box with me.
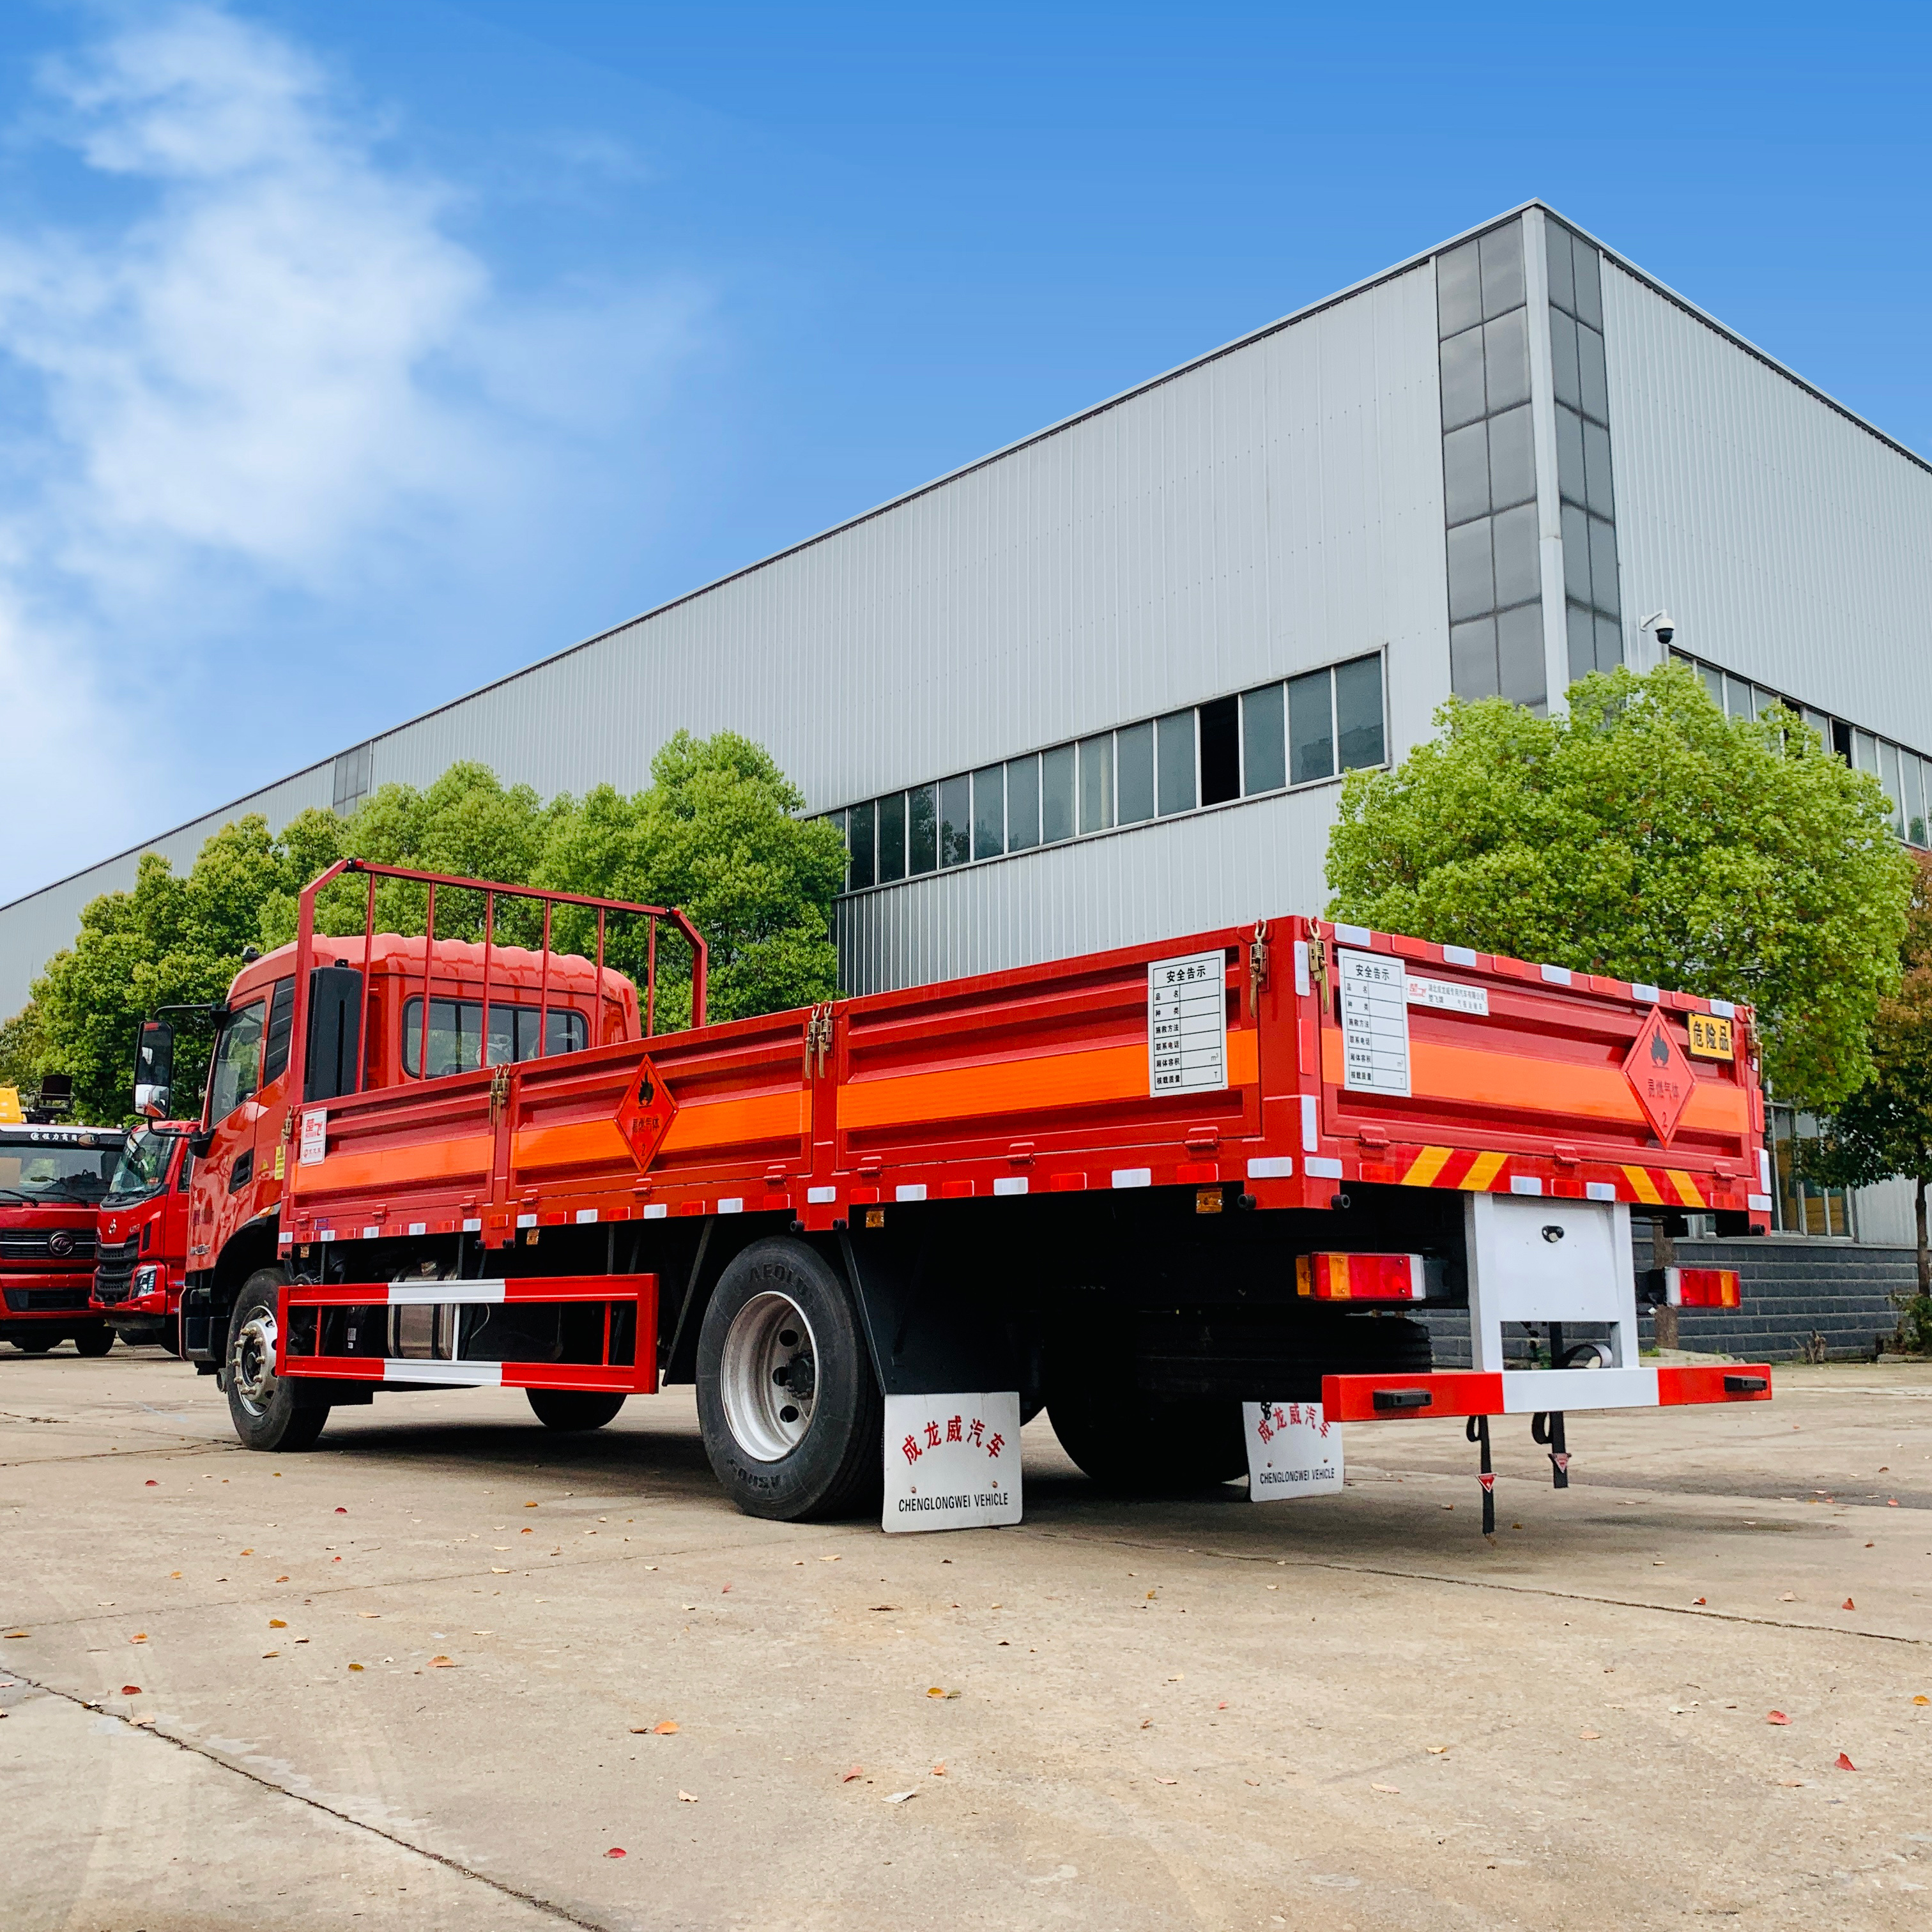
[208,1001,266,1121]
[262,977,296,1085]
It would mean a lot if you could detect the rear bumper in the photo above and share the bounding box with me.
[1321,1363,1772,1421]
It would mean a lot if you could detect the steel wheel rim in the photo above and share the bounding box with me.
[231,1308,279,1416]
[719,1291,818,1462]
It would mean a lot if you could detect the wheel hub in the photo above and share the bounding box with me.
[719,1292,818,1461]
[231,1310,279,1412]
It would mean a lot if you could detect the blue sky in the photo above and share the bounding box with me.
[1,1,1927,901]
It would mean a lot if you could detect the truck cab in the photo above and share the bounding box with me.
[91,1122,195,1348]
[0,1124,126,1356]
[176,931,640,1365]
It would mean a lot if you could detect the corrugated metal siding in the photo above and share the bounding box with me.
[0,262,1449,1011]
[1604,262,1932,744]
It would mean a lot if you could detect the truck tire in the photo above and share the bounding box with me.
[225,1269,330,1453]
[527,1388,627,1432]
[73,1324,114,1358]
[13,1332,58,1354]
[1048,1384,1249,1494]
[695,1238,882,1522]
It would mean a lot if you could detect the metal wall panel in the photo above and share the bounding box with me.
[1604,261,1932,745]
[0,262,1450,1010]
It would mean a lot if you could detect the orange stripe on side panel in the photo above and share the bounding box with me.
[1460,1151,1507,1192]
[1666,1169,1705,1208]
[1621,1165,1664,1204]
[514,1120,641,1174]
[291,1133,494,1196]
[841,1029,1259,1133]
[1402,1145,1454,1187]
[659,1091,809,1154]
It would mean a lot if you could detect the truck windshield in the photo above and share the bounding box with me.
[401,997,588,1079]
[103,1128,180,1206]
[0,1140,123,1204]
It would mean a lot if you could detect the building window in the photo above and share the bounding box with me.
[1671,648,1932,849]
[1437,217,1545,708]
[1546,218,1625,683]
[1768,1105,1852,1238]
[824,652,1386,893]
[332,741,374,815]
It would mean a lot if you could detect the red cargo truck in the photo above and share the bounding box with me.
[1,1123,125,1355]
[91,1122,195,1348]
[150,861,1772,1525]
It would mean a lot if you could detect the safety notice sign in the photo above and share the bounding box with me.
[882,1392,1023,1533]
[1244,1400,1343,1499]
[1339,948,1410,1095]
[1148,950,1227,1095]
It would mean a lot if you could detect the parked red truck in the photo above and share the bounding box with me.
[1,1123,125,1355]
[90,1122,195,1349]
[148,861,1772,1526]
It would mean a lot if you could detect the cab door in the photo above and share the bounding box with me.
[188,997,267,1278]
[250,977,298,1220]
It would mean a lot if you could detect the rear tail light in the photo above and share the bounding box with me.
[1296,1252,1426,1302]
[1665,1266,1740,1309]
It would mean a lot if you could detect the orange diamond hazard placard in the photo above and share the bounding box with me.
[615,1057,676,1170]
[1623,1008,1694,1145]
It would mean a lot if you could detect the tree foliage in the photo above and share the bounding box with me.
[1325,660,1914,1108]
[1805,852,1932,1324]
[17,737,845,1124]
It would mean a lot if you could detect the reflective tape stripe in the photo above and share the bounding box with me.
[896,1184,926,1202]
[1460,1151,1508,1192]
[1246,1156,1294,1179]
[1304,1156,1344,1179]
[1509,1175,1542,1195]
[1402,1145,1454,1187]
[1620,1165,1664,1205]
[1586,1181,1617,1202]
[806,1186,837,1204]
[643,1204,668,1220]
[993,1176,1028,1196]
[1301,1095,1319,1153]
[1111,1169,1151,1190]
[1665,1170,1704,1208]
[717,1197,744,1214]
[576,1209,599,1224]
[388,1282,506,1305]
[516,1213,537,1229]
[382,1359,502,1386]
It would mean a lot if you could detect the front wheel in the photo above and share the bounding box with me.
[13,1332,59,1354]
[73,1324,114,1358]
[527,1388,627,1432]
[695,1238,882,1522]
[226,1269,329,1452]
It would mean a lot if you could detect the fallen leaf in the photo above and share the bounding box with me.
[1779,1593,1796,1602]
[1427,1745,1448,1755]
[429,1656,456,1667]
[144,1479,157,1487]
[1579,1729,1601,1741]
[169,1573,181,1579]
[884,1790,917,1804]
[131,1715,154,1728]
[1216,1701,1229,1710]
[1915,1696,1929,1707]
[1836,1752,1857,1771]
[677,1790,698,1803]
[605,1848,626,1859]
[1778,1779,1805,1787]
[240,1549,253,1556]
[273,1575,289,1584]
[1167,1675,1184,1683]
[1139,1719,1152,1729]
[721,1584,732,1593]
[1842,1598,1856,1611]
[1156,1777,1178,1786]
[491,1568,510,1575]
[931,1761,946,1776]
[1889,1499,1899,1506]
[268,1620,287,1629]
[870,1605,899,1613]
[358,1613,381,1620]
[120,1685,141,1696]
[261,1650,279,1659]
[652,1719,678,1734]
[130,1634,147,1644]
[348,1663,364,1672]
[840,1767,863,1782]
[334,1507,346,1515]
[1766,1711,1790,1726]
[821,1554,841,1563]
[1371,1782,1400,1794]
[2,1631,27,1639]
[1692,1597,1707,1606]
[1244,1777,1260,1786]
[525,1501,538,1508]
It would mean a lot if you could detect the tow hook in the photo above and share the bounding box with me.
[1531,1410,1570,1488]
[1465,1414,1495,1537]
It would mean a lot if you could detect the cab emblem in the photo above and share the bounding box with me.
[49,1230,74,1256]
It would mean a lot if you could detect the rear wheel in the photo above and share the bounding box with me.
[73,1324,114,1358]
[1048,1382,1249,1494]
[13,1333,59,1354]
[226,1269,329,1452]
[527,1388,627,1432]
[696,1238,882,1522]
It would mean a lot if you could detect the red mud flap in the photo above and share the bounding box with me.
[1322,1363,1772,1422]
[275,1273,658,1394]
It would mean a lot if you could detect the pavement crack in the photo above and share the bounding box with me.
[6,1665,618,1929]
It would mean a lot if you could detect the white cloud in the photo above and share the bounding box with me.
[0,3,705,905]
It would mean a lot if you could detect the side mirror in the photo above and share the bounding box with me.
[134,1020,174,1121]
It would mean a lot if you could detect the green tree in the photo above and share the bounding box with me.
[0,1002,49,1097]
[1325,661,1913,1108]
[1805,852,1932,1346]
[19,739,843,1123]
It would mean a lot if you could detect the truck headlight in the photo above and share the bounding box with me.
[132,1265,161,1297]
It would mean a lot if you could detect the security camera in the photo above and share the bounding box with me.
[1640,610,1676,647]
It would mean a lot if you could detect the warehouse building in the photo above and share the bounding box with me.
[4,200,1930,1316]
